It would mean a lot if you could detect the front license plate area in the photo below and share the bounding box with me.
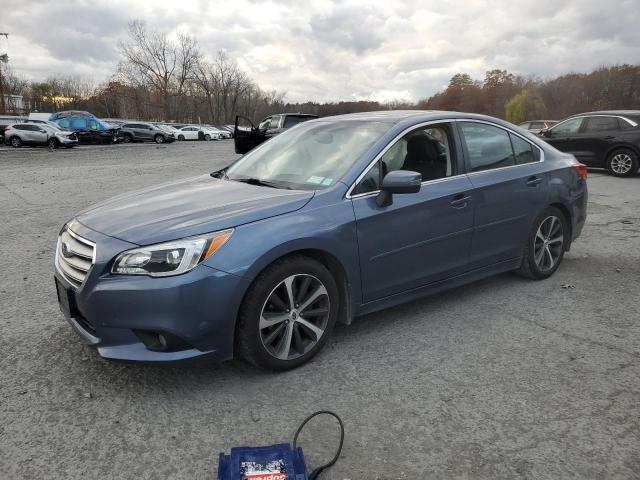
[55,277,78,319]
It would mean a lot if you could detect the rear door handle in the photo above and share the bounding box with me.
[526,176,543,187]
[450,194,471,209]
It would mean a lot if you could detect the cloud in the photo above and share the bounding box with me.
[2,0,639,102]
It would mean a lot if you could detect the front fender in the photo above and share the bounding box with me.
[204,199,362,315]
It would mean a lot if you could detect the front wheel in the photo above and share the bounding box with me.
[121,134,132,144]
[236,255,339,370]
[204,134,211,141]
[154,134,164,144]
[606,149,638,177]
[47,138,58,150]
[178,135,185,141]
[516,207,568,280]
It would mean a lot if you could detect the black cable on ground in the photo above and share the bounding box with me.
[292,410,345,480]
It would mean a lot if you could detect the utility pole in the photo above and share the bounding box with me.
[0,33,8,114]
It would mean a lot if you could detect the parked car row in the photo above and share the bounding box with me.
[1,111,236,149]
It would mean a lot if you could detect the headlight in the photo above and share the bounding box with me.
[111,229,233,277]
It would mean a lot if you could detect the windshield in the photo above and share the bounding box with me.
[225,120,390,190]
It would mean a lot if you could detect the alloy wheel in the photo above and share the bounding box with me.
[259,274,330,360]
[610,153,633,175]
[11,137,21,147]
[534,216,564,272]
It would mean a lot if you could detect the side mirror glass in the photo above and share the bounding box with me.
[376,170,422,207]
[540,128,551,138]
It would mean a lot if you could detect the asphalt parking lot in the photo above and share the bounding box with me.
[1,141,638,479]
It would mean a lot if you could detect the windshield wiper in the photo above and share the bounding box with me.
[230,177,292,189]
[210,167,229,179]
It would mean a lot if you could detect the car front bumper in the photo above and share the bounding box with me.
[54,221,245,363]
[57,136,78,146]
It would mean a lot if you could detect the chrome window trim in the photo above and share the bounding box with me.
[456,119,545,176]
[552,114,638,130]
[346,118,544,199]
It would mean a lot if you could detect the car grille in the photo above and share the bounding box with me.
[56,228,96,289]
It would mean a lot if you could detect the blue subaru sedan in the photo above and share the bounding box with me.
[54,111,588,370]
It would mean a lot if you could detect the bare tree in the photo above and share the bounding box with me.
[194,52,256,123]
[118,21,199,120]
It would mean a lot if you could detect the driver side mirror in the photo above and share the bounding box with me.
[376,170,422,207]
[540,128,551,138]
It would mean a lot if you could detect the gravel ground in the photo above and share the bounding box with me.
[0,141,638,479]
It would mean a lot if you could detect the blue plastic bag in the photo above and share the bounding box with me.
[218,443,308,480]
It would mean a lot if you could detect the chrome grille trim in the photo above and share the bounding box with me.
[55,227,96,289]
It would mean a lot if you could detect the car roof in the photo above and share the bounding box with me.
[308,110,518,126]
[570,110,640,117]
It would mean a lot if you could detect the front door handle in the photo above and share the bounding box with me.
[450,194,471,209]
[526,176,543,187]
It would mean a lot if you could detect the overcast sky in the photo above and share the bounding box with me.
[2,0,639,103]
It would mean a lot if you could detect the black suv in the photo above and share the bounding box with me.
[118,122,175,144]
[541,110,640,177]
[234,113,318,154]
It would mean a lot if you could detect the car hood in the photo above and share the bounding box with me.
[76,174,314,245]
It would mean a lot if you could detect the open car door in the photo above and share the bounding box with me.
[234,115,264,154]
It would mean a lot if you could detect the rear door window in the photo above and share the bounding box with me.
[459,122,516,172]
[584,116,620,132]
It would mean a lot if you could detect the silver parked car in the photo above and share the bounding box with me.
[4,123,78,149]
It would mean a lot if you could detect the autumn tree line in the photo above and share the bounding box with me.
[2,21,640,124]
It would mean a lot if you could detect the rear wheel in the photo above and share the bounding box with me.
[154,134,164,144]
[10,136,22,148]
[516,206,568,280]
[237,255,339,370]
[606,149,638,177]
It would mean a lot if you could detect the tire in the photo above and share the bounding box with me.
[47,138,58,150]
[10,136,22,148]
[178,135,185,141]
[154,134,164,144]
[122,134,132,144]
[236,255,339,371]
[204,134,211,141]
[606,148,638,177]
[516,206,569,280]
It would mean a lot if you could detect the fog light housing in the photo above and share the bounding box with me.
[134,330,192,352]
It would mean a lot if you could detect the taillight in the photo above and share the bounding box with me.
[4,125,10,131]
[572,161,588,181]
